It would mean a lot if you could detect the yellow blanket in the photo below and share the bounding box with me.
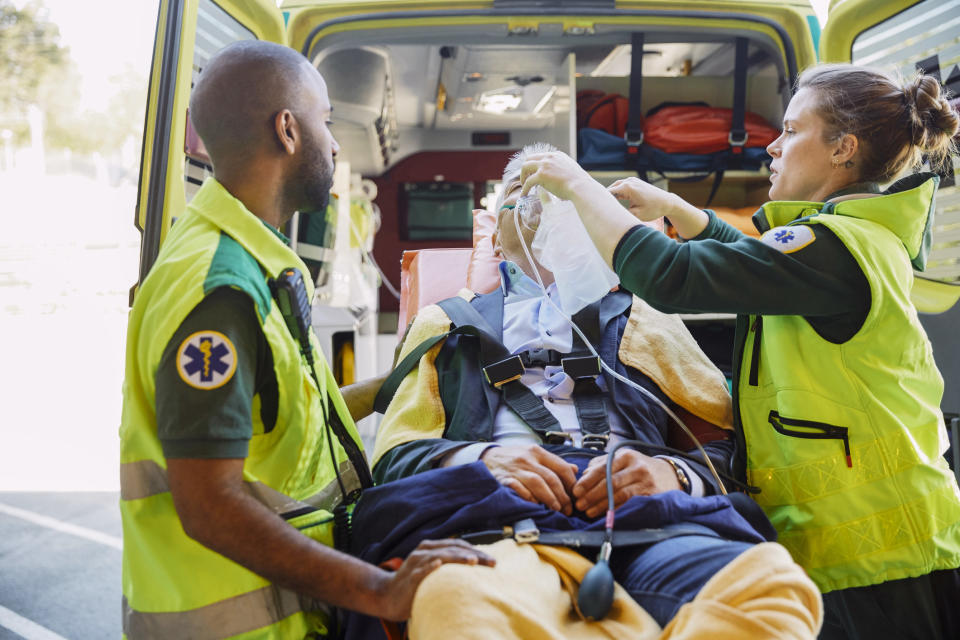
[409,540,822,639]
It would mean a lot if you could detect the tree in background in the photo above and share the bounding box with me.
[0,0,68,146]
[1,0,147,179]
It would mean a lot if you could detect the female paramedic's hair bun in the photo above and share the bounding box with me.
[797,63,958,183]
[903,73,959,163]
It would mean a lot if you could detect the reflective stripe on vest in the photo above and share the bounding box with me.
[122,588,331,640]
[120,458,361,515]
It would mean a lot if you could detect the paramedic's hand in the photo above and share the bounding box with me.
[380,539,496,621]
[572,450,680,518]
[519,151,603,202]
[607,177,709,239]
[481,444,578,515]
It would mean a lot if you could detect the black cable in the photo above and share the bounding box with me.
[305,349,348,503]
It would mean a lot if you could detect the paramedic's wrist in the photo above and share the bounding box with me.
[667,195,710,240]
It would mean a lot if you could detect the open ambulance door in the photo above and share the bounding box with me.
[822,0,960,428]
[822,0,960,314]
[132,0,286,298]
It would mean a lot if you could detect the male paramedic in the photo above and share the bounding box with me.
[353,143,823,638]
[118,40,491,639]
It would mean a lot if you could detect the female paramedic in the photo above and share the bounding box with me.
[518,63,960,639]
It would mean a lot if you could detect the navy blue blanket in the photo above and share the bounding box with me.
[338,462,767,638]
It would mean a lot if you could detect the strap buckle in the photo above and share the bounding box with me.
[520,347,560,369]
[562,355,601,380]
[483,355,524,388]
[624,129,644,153]
[728,130,748,154]
[544,431,573,445]
[581,434,609,450]
[512,518,540,544]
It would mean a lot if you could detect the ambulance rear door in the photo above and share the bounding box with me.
[133,0,286,296]
[822,0,960,424]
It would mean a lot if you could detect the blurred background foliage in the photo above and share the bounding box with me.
[0,0,146,170]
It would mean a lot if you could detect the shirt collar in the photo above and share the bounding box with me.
[499,260,557,301]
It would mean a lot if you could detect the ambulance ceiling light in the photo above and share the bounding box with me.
[477,88,523,114]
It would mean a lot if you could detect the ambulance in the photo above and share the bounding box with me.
[135,0,959,461]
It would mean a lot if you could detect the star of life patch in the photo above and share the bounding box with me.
[760,225,816,254]
[176,330,237,390]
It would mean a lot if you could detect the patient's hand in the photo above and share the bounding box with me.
[572,450,680,518]
[480,444,578,515]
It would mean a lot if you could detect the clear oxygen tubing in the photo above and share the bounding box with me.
[511,197,728,496]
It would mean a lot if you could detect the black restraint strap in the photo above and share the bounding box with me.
[376,295,612,449]
[374,324,473,415]
[566,301,609,449]
[437,297,563,440]
[461,518,710,548]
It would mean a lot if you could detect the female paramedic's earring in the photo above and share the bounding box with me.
[832,159,842,169]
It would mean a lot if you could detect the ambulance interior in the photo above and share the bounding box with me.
[278,23,793,448]
[179,0,958,458]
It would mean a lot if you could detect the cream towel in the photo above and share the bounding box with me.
[619,297,734,430]
[409,539,660,640]
[409,541,821,640]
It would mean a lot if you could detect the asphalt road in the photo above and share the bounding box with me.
[0,493,121,639]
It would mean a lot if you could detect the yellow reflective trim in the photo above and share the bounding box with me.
[779,483,960,579]
[122,586,328,640]
[120,459,170,501]
[750,428,918,507]
[120,459,359,514]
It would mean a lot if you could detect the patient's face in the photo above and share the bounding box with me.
[494,178,538,264]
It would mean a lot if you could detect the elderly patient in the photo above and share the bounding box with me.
[349,144,822,639]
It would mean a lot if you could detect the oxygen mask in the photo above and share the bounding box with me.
[514,187,543,234]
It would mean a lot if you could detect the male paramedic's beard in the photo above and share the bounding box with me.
[297,124,335,213]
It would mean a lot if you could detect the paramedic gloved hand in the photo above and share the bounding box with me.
[571,450,681,518]
[480,444,578,515]
[380,539,496,621]
[607,177,710,240]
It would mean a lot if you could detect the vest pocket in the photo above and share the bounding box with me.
[767,410,852,468]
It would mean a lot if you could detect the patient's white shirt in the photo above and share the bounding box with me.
[441,261,703,496]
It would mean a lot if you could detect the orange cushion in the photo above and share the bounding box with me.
[466,208,502,294]
[396,248,473,332]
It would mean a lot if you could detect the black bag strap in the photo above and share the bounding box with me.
[626,32,645,148]
[729,37,749,160]
[705,169,725,208]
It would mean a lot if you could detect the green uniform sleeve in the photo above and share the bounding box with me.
[611,220,870,340]
[692,209,745,244]
[155,287,263,459]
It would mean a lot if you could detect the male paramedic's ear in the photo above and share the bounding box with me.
[274,109,298,155]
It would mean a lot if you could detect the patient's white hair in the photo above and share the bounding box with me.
[494,142,558,212]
